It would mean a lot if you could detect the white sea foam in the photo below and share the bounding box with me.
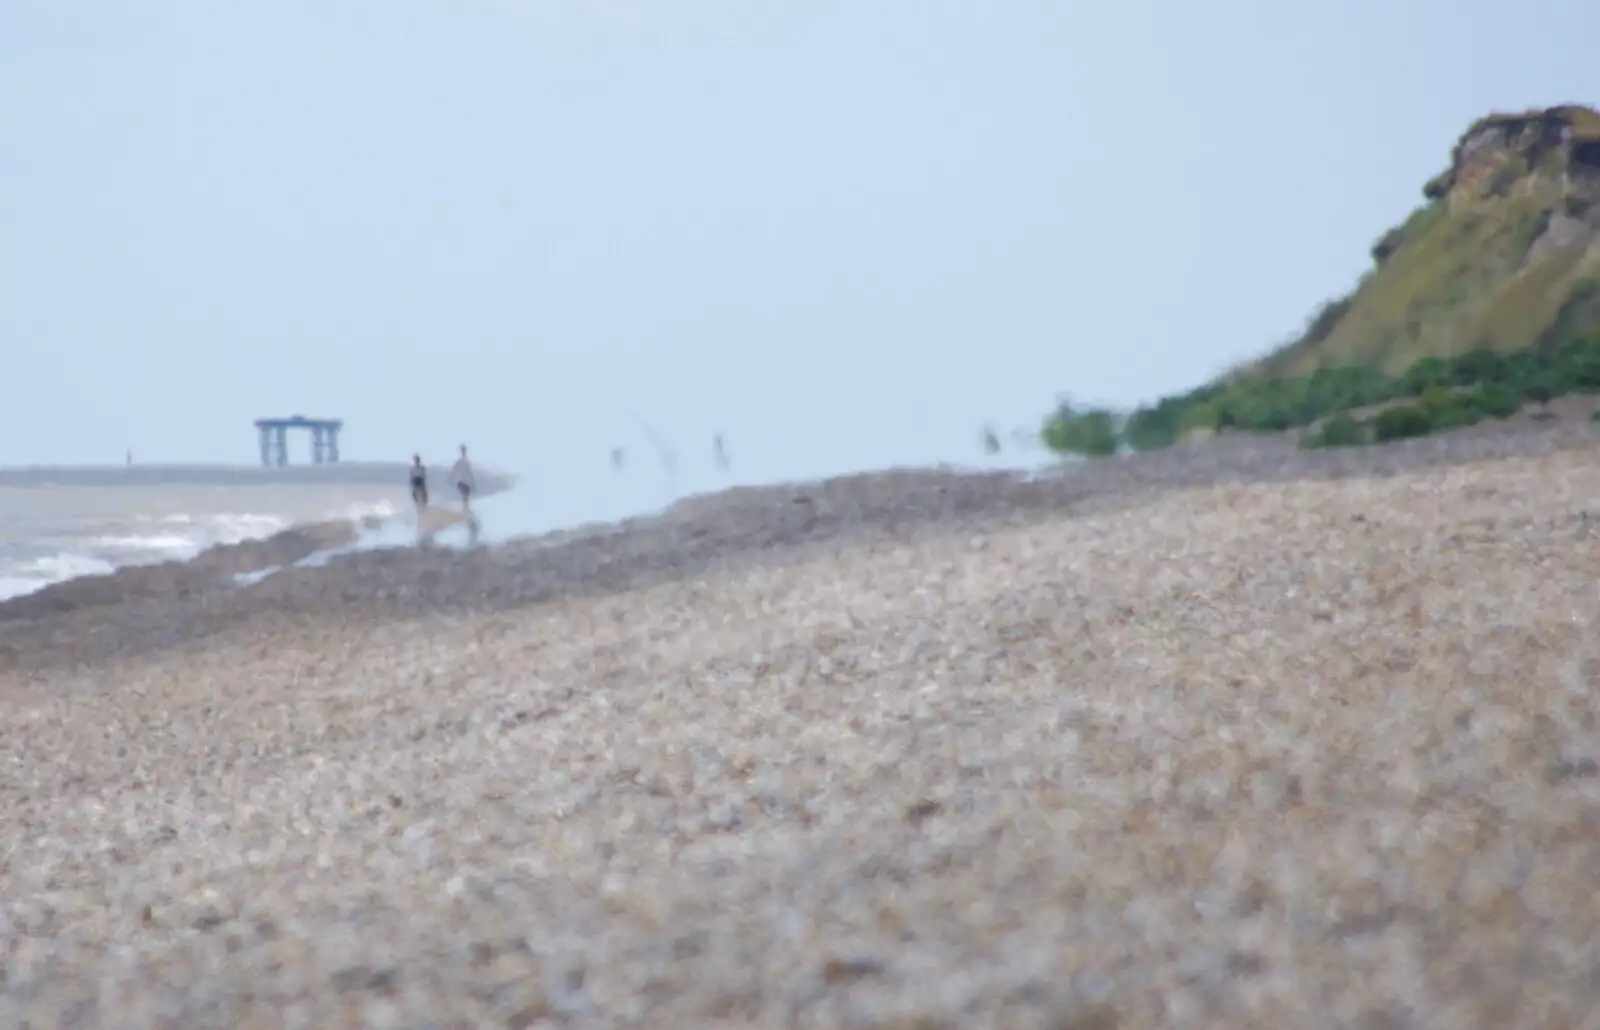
[77,513,293,568]
[86,533,202,557]
[232,566,282,588]
[0,552,121,601]
[1,497,407,602]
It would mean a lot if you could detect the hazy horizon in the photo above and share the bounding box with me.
[4,0,1595,522]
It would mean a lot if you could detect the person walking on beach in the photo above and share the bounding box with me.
[409,454,429,513]
[451,444,477,514]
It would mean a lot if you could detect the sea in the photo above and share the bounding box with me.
[0,483,409,601]
[0,448,1056,603]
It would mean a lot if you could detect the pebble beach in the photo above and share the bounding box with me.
[4,413,1600,1029]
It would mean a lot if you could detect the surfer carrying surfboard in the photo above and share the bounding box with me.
[451,444,477,513]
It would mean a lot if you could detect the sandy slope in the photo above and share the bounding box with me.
[3,423,1600,1028]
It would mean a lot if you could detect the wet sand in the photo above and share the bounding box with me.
[3,410,1600,1027]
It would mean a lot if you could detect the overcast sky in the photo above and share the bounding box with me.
[2,0,1593,512]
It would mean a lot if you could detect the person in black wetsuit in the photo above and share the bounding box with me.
[409,454,428,512]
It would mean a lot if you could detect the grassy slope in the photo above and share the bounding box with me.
[1247,107,1600,381]
[1040,106,1600,458]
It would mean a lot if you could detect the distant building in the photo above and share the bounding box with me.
[253,416,343,466]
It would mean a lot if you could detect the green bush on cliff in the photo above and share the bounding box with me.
[1121,390,1209,452]
[1041,329,1600,458]
[1520,378,1555,410]
[1401,357,1452,395]
[1300,413,1368,449]
[1304,363,1399,411]
[1370,404,1436,442]
[1554,333,1600,392]
[1415,383,1456,416]
[1115,362,1400,447]
[1413,383,1497,431]
[1469,382,1523,419]
[1431,398,1487,432]
[1041,406,1120,457]
[1440,349,1508,388]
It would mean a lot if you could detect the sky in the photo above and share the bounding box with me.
[2,0,1595,521]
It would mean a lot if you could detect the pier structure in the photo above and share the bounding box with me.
[253,416,343,467]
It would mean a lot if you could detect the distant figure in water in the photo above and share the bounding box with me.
[409,454,428,513]
[451,444,477,514]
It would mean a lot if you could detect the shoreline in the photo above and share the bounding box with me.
[0,504,489,628]
[0,472,517,618]
[4,410,1598,675]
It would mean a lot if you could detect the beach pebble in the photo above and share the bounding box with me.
[3,422,1600,1027]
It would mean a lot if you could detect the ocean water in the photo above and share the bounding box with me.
[0,483,404,600]
[0,448,1058,602]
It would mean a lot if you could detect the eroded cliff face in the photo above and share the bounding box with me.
[1432,106,1600,261]
[1254,106,1600,379]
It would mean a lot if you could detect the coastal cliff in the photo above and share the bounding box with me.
[1254,104,1600,378]
[1042,105,1600,457]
